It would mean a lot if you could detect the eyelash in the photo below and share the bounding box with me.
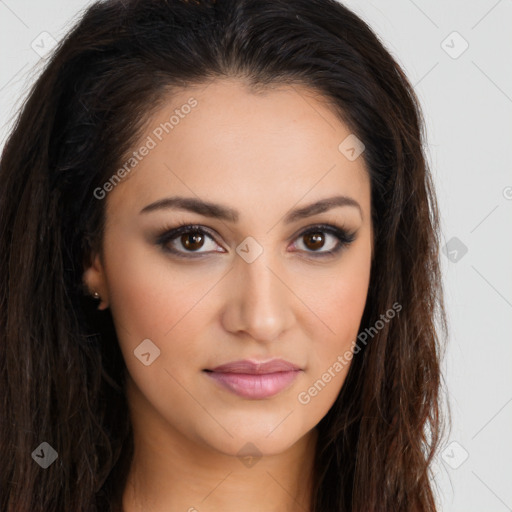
[155,220,357,259]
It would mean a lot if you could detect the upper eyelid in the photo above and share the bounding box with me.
[160,222,350,238]
[158,222,354,250]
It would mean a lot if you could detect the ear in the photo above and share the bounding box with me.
[82,251,109,311]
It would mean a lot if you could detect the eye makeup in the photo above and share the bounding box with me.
[154,220,358,260]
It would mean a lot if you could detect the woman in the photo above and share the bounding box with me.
[0,0,448,510]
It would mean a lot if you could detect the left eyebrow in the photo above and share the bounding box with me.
[283,195,363,222]
[139,194,362,223]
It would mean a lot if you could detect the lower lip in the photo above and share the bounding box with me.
[204,370,302,399]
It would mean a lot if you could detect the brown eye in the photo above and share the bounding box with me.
[303,232,325,251]
[157,223,355,259]
[157,224,224,257]
[181,232,205,251]
[291,224,357,257]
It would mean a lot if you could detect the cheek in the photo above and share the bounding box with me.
[101,237,219,431]
[101,233,222,378]
[320,264,370,348]
[305,241,371,345]
[294,246,371,410]
[103,232,206,335]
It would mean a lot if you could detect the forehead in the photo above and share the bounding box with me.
[105,78,370,223]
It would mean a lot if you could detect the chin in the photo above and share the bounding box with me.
[193,415,314,458]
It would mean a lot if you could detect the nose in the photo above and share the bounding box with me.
[220,250,295,343]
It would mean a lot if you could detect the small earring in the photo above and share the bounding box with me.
[92,291,101,300]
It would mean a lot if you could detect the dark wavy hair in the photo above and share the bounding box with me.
[0,0,448,510]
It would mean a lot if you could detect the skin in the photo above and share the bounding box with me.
[83,78,373,512]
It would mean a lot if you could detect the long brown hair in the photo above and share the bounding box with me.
[0,0,448,510]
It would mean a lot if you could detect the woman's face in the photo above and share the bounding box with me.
[84,78,372,457]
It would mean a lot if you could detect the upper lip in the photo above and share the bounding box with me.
[207,358,301,374]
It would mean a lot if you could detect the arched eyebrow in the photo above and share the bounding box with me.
[139,195,362,223]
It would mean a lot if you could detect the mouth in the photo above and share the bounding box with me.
[203,358,303,399]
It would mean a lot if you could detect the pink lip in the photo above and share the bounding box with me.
[204,359,302,399]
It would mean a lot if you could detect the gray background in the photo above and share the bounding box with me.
[1,1,511,510]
